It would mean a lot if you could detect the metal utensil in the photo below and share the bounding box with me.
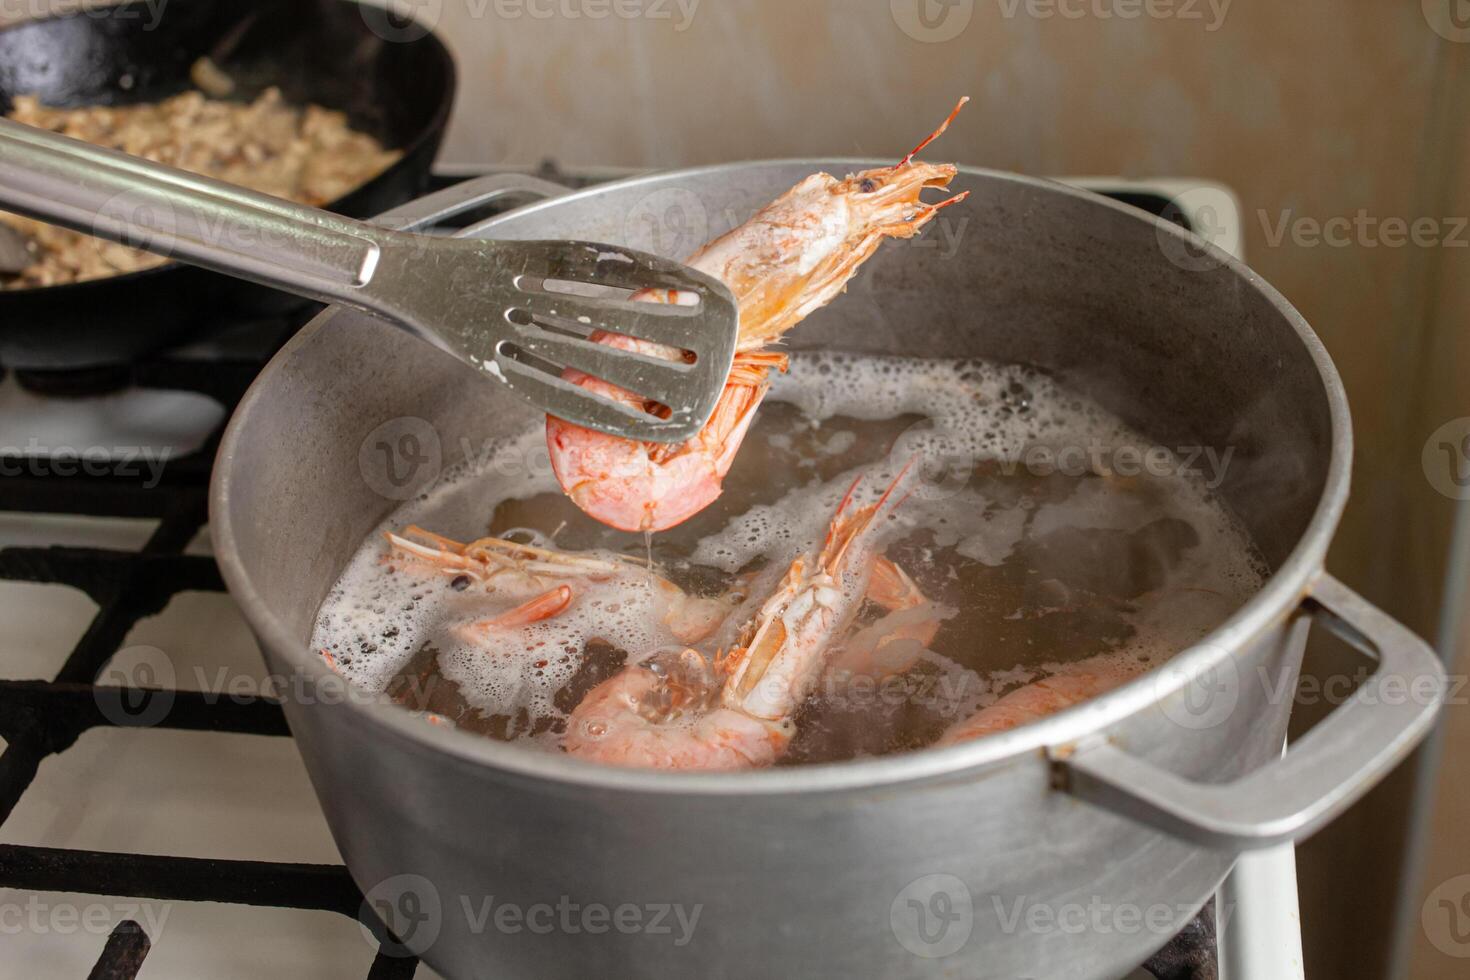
[0,118,738,442]
[0,220,33,276]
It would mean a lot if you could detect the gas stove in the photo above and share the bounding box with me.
[0,167,1285,980]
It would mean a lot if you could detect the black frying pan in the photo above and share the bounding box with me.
[0,0,455,370]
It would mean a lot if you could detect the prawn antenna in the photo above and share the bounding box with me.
[924,190,971,215]
[900,96,970,168]
[878,455,920,513]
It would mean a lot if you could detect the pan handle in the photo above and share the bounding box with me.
[1053,574,1446,850]
[370,173,574,233]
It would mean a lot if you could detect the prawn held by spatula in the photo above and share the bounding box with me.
[547,99,970,532]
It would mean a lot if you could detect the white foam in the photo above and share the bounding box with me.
[310,352,1268,747]
[313,530,683,723]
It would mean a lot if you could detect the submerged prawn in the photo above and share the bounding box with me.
[383,523,1135,757]
[383,525,733,642]
[937,655,1144,746]
[547,99,970,532]
[562,470,945,769]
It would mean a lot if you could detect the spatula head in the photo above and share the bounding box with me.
[485,241,740,444]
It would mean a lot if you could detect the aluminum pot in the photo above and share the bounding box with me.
[210,167,1445,979]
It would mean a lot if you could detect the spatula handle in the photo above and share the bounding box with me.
[0,116,396,304]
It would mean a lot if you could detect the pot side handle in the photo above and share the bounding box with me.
[371,173,573,233]
[1054,574,1446,851]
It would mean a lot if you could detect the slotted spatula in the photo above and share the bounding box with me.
[0,118,738,443]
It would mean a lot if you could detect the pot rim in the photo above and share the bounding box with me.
[210,161,1352,797]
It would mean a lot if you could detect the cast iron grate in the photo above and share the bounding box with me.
[0,172,1215,980]
[0,333,419,979]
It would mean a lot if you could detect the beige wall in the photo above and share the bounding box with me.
[1404,46,1470,978]
[4,1,1467,976]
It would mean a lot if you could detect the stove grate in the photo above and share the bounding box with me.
[0,346,423,978]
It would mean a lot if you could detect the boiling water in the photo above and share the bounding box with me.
[311,353,1267,763]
